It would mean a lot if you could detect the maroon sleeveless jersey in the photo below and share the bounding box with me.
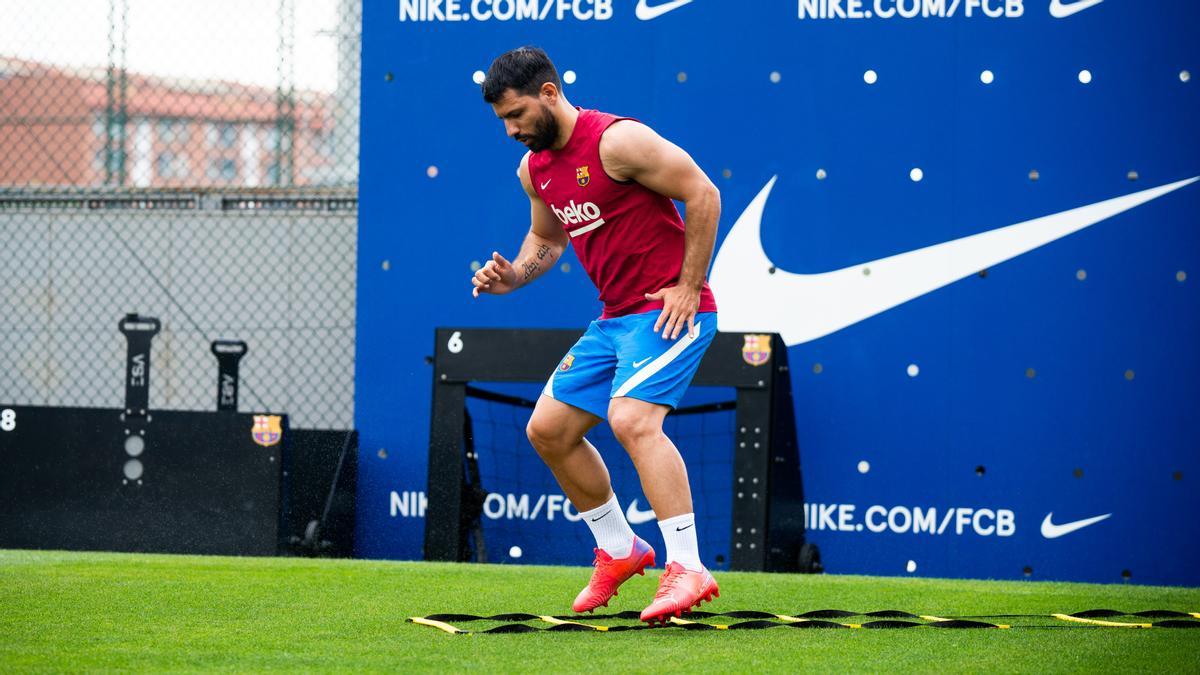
[527,109,718,319]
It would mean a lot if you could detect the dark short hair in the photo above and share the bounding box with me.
[482,46,560,103]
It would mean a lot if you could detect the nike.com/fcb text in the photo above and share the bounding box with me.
[391,490,590,522]
[800,0,1025,19]
[805,503,1016,536]
[399,0,613,22]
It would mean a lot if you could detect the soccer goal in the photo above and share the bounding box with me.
[424,328,820,573]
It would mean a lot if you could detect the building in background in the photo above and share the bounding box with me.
[0,56,337,189]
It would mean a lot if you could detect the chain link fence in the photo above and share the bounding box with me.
[1,0,361,428]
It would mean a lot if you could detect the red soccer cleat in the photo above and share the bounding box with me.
[572,536,656,614]
[639,561,720,624]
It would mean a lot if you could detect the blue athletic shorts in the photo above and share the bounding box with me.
[542,310,718,420]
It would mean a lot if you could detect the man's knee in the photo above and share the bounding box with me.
[526,413,576,457]
[608,401,663,448]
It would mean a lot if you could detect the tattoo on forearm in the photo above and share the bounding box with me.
[522,260,540,280]
[536,244,550,260]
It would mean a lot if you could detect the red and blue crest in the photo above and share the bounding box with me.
[252,414,283,447]
[741,335,772,367]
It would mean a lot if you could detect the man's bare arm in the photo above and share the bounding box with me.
[511,155,568,287]
[471,154,569,296]
[599,121,721,337]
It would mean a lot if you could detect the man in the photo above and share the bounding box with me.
[472,46,721,624]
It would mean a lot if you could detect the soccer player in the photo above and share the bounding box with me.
[471,47,722,623]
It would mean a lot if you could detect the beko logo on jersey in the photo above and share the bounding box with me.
[552,200,602,225]
[554,200,608,237]
[399,0,614,22]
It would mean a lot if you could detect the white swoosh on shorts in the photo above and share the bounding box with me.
[1049,0,1104,19]
[711,175,1198,346]
[635,0,694,21]
[625,498,657,525]
[1040,512,1111,538]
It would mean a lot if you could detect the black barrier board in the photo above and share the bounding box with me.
[284,428,357,557]
[0,405,285,556]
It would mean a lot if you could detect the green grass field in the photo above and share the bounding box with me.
[2,549,1197,673]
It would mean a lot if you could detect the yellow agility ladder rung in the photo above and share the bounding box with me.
[669,615,728,629]
[539,615,608,631]
[1052,614,1152,628]
[410,617,467,634]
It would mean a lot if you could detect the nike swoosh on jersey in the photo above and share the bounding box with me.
[540,178,552,189]
[625,498,657,525]
[1049,0,1104,19]
[635,0,695,21]
[1040,512,1111,538]
[710,175,1199,346]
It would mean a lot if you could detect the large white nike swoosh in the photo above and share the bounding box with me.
[635,0,694,21]
[710,175,1199,346]
[1049,0,1104,19]
[1040,512,1111,538]
[625,498,657,525]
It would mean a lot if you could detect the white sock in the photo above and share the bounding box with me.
[579,494,635,559]
[658,513,703,571]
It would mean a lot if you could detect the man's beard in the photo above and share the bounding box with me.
[517,106,560,152]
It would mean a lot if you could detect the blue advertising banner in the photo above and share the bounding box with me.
[356,0,1199,585]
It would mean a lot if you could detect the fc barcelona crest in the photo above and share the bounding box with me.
[742,335,772,367]
[252,414,283,447]
[576,165,590,187]
[560,354,575,371]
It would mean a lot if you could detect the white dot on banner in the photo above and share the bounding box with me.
[426,166,438,178]
[470,261,481,271]
[906,560,917,573]
[1178,270,1188,283]
[1076,269,1087,281]
[910,167,924,182]
[1180,70,1190,83]
[509,546,522,558]
[472,70,485,85]
[563,70,577,85]
[864,69,878,85]
[1079,69,1093,84]
[816,168,827,180]
[981,70,994,84]
[770,71,781,83]
[857,460,870,474]
[907,364,920,377]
